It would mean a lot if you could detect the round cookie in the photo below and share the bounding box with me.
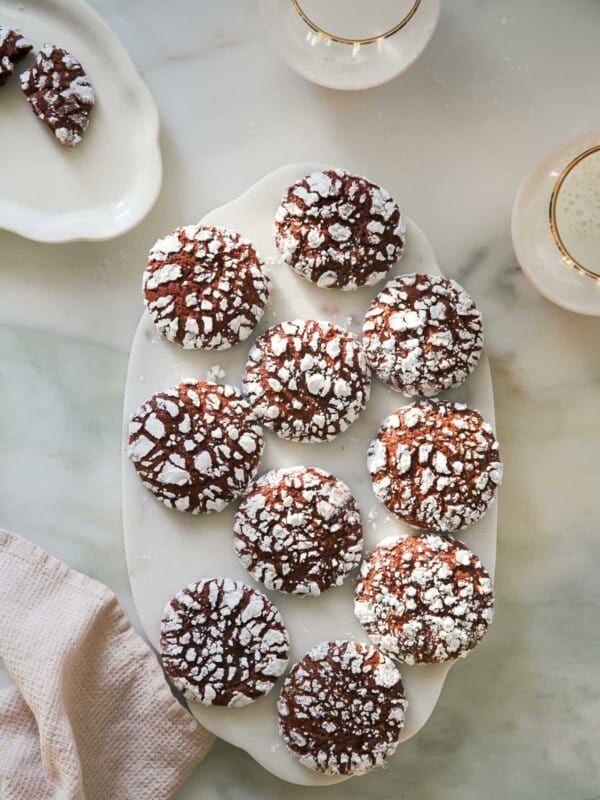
[363,273,483,397]
[233,467,363,595]
[277,640,407,776]
[144,225,270,350]
[161,578,290,707]
[242,319,371,442]
[127,380,264,514]
[354,533,494,664]
[367,400,502,532]
[274,168,405,291]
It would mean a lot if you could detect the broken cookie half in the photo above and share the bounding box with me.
[0,26,33,87]
[21,43,95,147]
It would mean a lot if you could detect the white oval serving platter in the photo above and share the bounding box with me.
[122,163,497,786]
[0,0,161,242]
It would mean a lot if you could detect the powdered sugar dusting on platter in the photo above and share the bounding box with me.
[122,163,498,786]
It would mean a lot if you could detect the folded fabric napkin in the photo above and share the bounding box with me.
[0,531,213,800]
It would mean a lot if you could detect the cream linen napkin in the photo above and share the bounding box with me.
[0,530,214,800]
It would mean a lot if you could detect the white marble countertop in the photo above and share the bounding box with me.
[1,1,599,797]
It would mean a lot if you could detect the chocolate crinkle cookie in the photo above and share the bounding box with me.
[278,640,407,776]
[161,578,290,707]
[0,27,32,87]
[242,319,371,442]
[354,533,495,664]
[127,380,264,514]
[367,400,502,532]
[144,225,270,350]
[233,466,363,595]
[20,43,94,146]
[274,169,405,291]
[363,273,483,397]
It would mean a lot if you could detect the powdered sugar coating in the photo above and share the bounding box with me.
[233,467,363,595]
[243,319,371,442]
[161,578,290,707]
[20,44,94,147]
[0,27,32,87]
[127,380,264,514]
[355,534,494,664]
[278,640,407,775]
[144,225,270,350]
[368,400,502,532]
[274,169,406,291]
[363,273,483,397]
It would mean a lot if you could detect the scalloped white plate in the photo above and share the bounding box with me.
[122,164,497,786]
[0,0,161,242]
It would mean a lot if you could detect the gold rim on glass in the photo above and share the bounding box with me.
[549,144,600,281]
[290,0,422,46]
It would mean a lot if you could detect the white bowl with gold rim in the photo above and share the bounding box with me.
[512,132,600,316]
[260,0,441,91]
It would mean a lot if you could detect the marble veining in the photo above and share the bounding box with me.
[0,1,599,798]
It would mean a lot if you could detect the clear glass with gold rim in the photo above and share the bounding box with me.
[260,0,441,90]
[512,132,600,316]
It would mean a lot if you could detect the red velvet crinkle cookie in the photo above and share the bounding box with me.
[367,400,502,532]
[161,578,290,707]
[144,225,270,350]
[242,319,371,442]
[354,533,494,664]
[278,640,407,776]
[0,27,32,87]
[21,44,94,147]
[233,467,363,595]
[274,169,405,291]
[127,380,264,514]
[363,273,483,397]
